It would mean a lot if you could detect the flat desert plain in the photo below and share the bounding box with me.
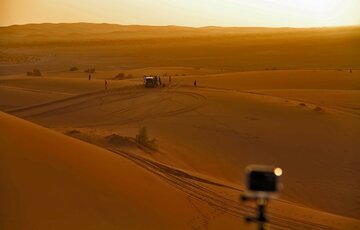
[1,23,360,229]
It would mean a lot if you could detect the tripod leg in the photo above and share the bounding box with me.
[257,200,267,230]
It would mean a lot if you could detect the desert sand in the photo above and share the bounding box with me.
[1,23,360,229]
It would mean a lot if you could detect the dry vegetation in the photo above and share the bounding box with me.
[26,68,42,76]
[135,126,158,151]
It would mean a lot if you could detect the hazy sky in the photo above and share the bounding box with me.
[1,0,359,27]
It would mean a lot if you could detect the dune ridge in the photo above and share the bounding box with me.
[1,23,359,76]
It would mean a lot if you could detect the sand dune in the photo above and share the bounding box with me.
[176,69,360,90]
[2,112,360,229]
[1,23,359,75]
[2,23,354,43]
[1,23,360,229]
[3,69,359,220]
[0,112,250,229]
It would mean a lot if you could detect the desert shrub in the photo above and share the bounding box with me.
[26,71,33,76]
[136,126,157,150]
[84,68,96,74]
[114,73,126,80]
[314,106,324,112]
[32,69,42,76]
[299,103,306,107]
[66,129,81,135]
[70,67,79,71]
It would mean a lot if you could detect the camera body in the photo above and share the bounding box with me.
[244,165,282,199]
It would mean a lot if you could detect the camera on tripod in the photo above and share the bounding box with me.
[241,165,283,230]
[243,165,282,199]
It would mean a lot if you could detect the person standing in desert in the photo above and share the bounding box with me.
[194,80,197,87]
[105,80,108,89]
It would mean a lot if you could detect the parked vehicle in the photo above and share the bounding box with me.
[144,76,159,88]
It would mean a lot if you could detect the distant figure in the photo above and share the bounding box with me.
[88,74,91,80]
[350,69,352,73]
[105,80,108,90]
[159,77,162,87]
[169,76,172,84]
[194,80,197,87]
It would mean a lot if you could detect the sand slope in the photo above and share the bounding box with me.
[1,23,360,228]
[1,24,359,75]
[2,112,360,229]
[5,71,359,219]
[1,112,249,229]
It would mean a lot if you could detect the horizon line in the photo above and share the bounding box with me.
[1,21,360,29]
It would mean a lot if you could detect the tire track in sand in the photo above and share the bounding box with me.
[107,146,337,230]
[86,89,207,127]
[9,87,207,126]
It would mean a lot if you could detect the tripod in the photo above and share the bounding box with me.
[242,196,269,230]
